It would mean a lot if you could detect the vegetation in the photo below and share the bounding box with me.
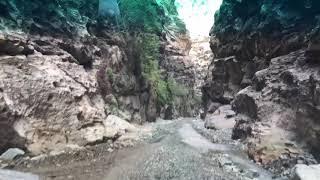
[115,0,188,106]
[106,68,114,82]
[139,34,170,105]
[167,77,189,97]
[118,0,164,33]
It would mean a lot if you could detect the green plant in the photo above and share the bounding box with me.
[115,0,188,106]
[118,0,164,33]
[106,68,114,81]
[139,33,171,105]
[167,77,189,97]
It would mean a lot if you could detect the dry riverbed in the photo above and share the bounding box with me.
[2,118,282,180]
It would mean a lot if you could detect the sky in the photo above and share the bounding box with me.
[175,0,222,37]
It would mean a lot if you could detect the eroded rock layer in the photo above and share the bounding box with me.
[0,0,199,154]
[203,0,320,175]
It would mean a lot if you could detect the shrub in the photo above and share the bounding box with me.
[167,77,189,97]
[139,33,171,105]
[118,0,164,33]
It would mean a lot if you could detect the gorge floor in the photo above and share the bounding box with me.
[10,118,276,180]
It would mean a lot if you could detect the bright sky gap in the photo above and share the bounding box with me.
[175,0,222,37]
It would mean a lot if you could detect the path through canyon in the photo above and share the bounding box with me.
[13,117,274,180]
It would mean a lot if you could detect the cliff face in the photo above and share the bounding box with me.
[0,0,199,154]
[211,0,320,61]
[204,0,320,174]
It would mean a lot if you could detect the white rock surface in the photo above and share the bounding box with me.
[293,164,320,180]
[0,169,39,180]
[204,105,236,130]
[104,115,137,138]
[0,52,105,154]
[0,148,25,160]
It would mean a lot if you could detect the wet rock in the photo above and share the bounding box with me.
[293,164,320,180]
[0,169,39,180]
[0,148,25,160]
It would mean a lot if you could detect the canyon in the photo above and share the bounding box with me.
[0,0,319,179]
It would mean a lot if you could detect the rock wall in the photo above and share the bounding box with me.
[203,0,320,174]
[211,0,320,61]
[204,0,320,106]
[0,0,198,154]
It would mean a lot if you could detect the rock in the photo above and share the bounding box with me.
[103,115,136,138]
[202,56,243,105]
[204,105,236,130]
[305,43,320,63]
[231,116,252,140]
[0,148,25,160]
[0,0,201,155]
[159,33,201,118]
[0,33,34,56]
[59,42,95,67]
[218,155,233,167]
[207,102,221,114]
[225,110,236,118]
[232,87,259,119]
[205,0,320,176]
[81,123,106,144]
[80,115,137,144]
[210,0,320,61]
[0,169,39,180]
[293,164,320,180]
[146,90,157,122]
[204,114,236,130]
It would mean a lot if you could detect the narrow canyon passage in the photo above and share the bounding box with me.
[13,117,274,180]
[0,0,320,180]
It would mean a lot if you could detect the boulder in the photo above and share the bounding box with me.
[0,169,39,180]
[207,102,221,114]
[80,115,137,144]
[231,115,252,140]
[0,36,115,154]
[0,33,34,56]
[293,164,320,180]
[232,86,259,119]
[202,56,244,113]
[0,148,25,160]
[103,115,137,138]
[204,105,236,130]
[305,43,320,64]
